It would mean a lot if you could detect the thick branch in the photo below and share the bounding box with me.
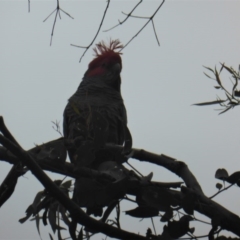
[107,145,240,237]
[132,149,203,193]
[105,144,202,192]
[0,117,21,148]
[182,186,240,236]
[0,146,116,182]
[132,148,240,237]
[0,117,25,207]
[0,134,146,240]
[1,131,240,237]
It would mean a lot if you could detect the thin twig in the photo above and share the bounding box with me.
[209,183,234,199]
[150,217,156,235]
[121,13,149,19]
[52,120,63,137]
[104,0,143,32]
[43,0,74,46]
[151,20,160,46]
[181,233,215,239]
[126,161,143,177]
[122,0,165,50]
[177,210,211,225]
[71,0,110,62]
[116,202,121,229]
[123,195,137,203]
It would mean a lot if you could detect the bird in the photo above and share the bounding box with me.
[63,39,129,168]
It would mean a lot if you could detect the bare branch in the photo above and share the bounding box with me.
[151,19,160,46]
[71,0,110,62]
[52,120,63,137]
[131,149,203,193]
[43,0,74,46]
[122,0,165,50]
[104,0,143,32]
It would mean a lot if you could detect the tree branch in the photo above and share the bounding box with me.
[103,0,143,32]
[71,0,110,62]
[182,186,240,237]
[131,148,203,193]
[0,117,26,207]
[1,118,240,237]
[43,0,74,46]
[105,145,240,237]
[0,133,147,240]
[122,0,165,50]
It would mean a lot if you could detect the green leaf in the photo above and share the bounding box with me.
[222,64,234,75]
[78,228,83,240]
[163,215,193,239]
[193,100,226,106]
[219,106,232,115]
[203,66,215,73]
[49,233,54,240]
[215,168,228,180]
[189,227,195,234]
[216,183,222,190]
[48,205,57,233]
[225,92,232,102]
[19,205,34,223]
[146,228,153,238]
[219,62,225,73]
[234,90,240,97]
[160,209,173,222]
[203,72,214,79]
[227,171,240,184]
[42,208,48,226]
[59,205,71,226]
[215,67,222,86]
[35,214,41,237]
[57,227,63,240]
[61,180,72,189]
[32,191,45,213]
[69,221,77,240]
[125,206,159,218]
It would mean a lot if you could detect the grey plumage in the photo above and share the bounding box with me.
[63,61,127,166]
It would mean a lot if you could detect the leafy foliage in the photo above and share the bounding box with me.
[194,63,240,114]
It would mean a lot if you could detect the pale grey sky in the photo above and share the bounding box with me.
[1,1,240,239]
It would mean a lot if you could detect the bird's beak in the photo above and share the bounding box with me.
[112,63,122,74]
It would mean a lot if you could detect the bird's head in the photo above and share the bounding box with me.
[85,39,123,79]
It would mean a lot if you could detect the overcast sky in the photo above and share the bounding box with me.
[1,0,240,239]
